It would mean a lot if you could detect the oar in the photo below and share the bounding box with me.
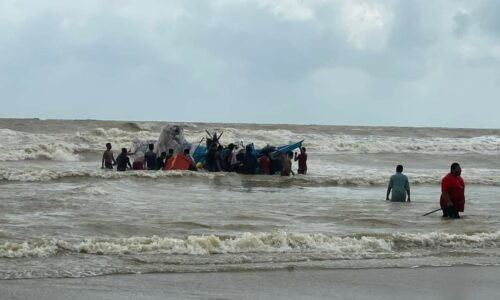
[422,208,441,216]
[194,137,205,152]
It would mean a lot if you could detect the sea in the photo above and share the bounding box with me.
[1,118,499,280]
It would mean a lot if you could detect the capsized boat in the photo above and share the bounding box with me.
[130,125,304,165]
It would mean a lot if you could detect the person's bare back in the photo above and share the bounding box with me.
[102,143,116,169]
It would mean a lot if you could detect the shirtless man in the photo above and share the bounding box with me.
[294,147,308,175]
[281,152,295,176]
[101,143,116,169]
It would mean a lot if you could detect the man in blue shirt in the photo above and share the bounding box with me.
[386,165,411,202]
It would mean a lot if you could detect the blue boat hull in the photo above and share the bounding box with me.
[192,140,304,164]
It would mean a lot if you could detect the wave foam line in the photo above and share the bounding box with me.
[4,128,500,157]
[1,168,499,186]
[0,168,223,182]
[2,231,499,258]
[185,128,500,154]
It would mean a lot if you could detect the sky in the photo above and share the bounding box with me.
[1,0,500,128]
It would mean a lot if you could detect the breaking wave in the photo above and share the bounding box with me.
[3,127,500,161]
[195,127,500,154]
[0,143,81,162]
[0,168,220,182]
[75,128,157,149]
[1,168,499,186]
[0,128,157,161]
[2,231,499,259]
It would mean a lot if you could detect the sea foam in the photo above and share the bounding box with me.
[1,167,499,186]
[2,231,498,258]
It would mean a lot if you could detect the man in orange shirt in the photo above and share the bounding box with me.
[440,163,465,218]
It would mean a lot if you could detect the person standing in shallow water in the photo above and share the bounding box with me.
[440,162,465,218]
[144,144,157,170]
[386,165,411,202]
[281,152,295,176]
[294,147,308,175]
[156,152,167,170]
[116,148,132,172]
[101,143,116,169]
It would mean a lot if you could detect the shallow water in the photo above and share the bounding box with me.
[1,119,499,279]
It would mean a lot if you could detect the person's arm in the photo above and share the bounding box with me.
[441,177,453,207]
[144,154,148,169]
[441,190,453,207]
[101,152,105,168]
[112,154,116,165]
[406,178,411,202]
[386,178,392,200]
[294,152,298,162]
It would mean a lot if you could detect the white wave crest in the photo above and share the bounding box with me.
[0,129,82,161]
[0,143,81,162]
[76,128,158,150]
[1,167,499,185]
[184,127,500,154]
[296,134,500,154]
[0,168,221,182]
[4,126,500,157]
[2,231,499,259]
[0,241,58,258]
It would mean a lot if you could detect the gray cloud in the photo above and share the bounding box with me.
[453,11,471,38]
[0,0,499,127]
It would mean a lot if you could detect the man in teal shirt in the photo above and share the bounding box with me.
[386,165,411,202]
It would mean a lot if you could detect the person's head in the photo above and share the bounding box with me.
[196,162,203,170]
[168,148,174,154]
[245,145,252,154]
[396,165,403,173]
[228,143,235,150]
[287,151,293,158]
[106,143,112,150]
[148,143,154,151]
[183,148,190,155]
[121,148,127,154]
[160,152,167,158]
[301,147,306,154]
[450,162,461,176]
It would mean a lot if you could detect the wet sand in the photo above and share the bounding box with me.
[1,266,498,300]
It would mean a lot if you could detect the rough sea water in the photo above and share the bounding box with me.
[1,119,500,279]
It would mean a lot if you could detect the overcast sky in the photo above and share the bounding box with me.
[1,0,499,128]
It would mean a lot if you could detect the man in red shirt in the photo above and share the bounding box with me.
[440,162,465,218]
[294,147,308,175]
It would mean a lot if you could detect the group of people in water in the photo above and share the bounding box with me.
[386,162,465,219]
[101,142,308,176]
